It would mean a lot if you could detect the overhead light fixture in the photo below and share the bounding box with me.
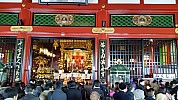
[53,39,59,50]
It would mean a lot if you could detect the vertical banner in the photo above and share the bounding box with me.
[99,40,106,79]
[15,39,24,81]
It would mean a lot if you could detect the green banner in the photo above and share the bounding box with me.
[159,47,163,66]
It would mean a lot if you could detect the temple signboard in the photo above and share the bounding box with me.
[99,40,106,79]
[15,39,24,81]
[153,74,175,79]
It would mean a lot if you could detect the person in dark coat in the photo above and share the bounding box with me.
[137,79,146,98]
[19,84,40,100]
[78,83,87,100]
[170,80,178,100]
[0,94,4,100]
[50,80,67,100]
[3,87,18,100]
[90,80,105,100]
[145,88,155,100]
[113,83,130,100]
[137,79,145,91]
[66,80,82,100]
[126,83,135,100]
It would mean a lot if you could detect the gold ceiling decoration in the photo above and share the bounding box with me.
[53,39,59,50]
[10,26,33,32]
[132,15,152,26]
[92,28,115,33]
[55,14,74,26]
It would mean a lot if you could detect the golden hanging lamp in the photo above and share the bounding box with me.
[53,39,59,50]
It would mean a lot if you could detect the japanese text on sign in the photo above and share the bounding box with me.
[15,39,24,81]
[99,40,106,78]
[153,74,176,79]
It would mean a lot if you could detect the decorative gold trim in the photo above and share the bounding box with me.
[102,4,105,8]
[132,15,152,26]
[175,28,178,34]
[10,26,33,32]
[92,28,115,33]
[22,3,26,7]
[55,14,74,26]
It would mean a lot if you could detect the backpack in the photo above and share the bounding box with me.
[90,91,100,100]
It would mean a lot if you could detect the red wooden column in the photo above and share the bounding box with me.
[97,0,110,83]
[19,5,32,84]
[17,33,31,85]
[22,35,31,85]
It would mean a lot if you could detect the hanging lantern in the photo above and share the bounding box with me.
[53,40,59,50]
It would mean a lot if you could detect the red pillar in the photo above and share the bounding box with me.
[18,6,32,84]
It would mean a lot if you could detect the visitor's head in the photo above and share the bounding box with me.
[147,88,155,96]
[115,82,119,87]
[45,81,53,90]
[55,80,63,89]
[146,84,152,90]
[119,83,127,92]
[133,78,138,83]
[159,80,163,84]
[92,80,101,88]
[152,79,157,83]
[25,84,33,94]
[68,80,76,89]
[165,82,170,87]
[139,79,145,86]
[100,77,106,83]
[126,83,135,92]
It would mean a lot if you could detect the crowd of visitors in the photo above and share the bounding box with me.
[0,78,178,100]
[110,78,178,100]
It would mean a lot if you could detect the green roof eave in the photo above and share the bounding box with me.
[109,64,129,71]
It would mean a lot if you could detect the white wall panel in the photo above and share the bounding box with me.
[32,0,98,3]
[144,0,176,4]
[0,0,22,2]
[108,0,140,4]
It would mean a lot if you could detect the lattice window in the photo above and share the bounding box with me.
[0,37,16,83]
[33,14,95,26]
[110,39,177,78]
[111,15,174,27]
[0,13,18,26]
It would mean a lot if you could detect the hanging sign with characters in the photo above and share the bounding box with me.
[15,39,24,81]
[153,74,176,79]
[99,40,106,78]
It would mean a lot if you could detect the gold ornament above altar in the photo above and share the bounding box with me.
[53,39,59,50]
